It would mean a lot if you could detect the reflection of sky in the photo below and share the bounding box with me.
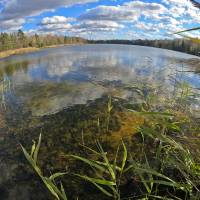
[0,44,199,116]
[179,73,200,88]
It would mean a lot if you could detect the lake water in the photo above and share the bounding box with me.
[0,44,199,199]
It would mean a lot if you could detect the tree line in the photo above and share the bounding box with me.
[0,30,199,56]
[93,39,200,56]
[0,30,87,52]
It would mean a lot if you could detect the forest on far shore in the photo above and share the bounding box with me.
[0,30,200,56]
[0,30,87,52]
[93,39,200,56]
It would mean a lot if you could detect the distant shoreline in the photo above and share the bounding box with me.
[1,43,199,60]
[91,40,200,57]
[0,44,85,60]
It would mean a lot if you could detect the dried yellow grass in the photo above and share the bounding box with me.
[0,47,39,59]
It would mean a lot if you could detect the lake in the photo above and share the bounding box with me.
[0,44,199,199]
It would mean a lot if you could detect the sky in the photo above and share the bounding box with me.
[0,0,199,40]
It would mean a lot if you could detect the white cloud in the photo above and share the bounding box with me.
[39,23,72,33]
[162,0,190,6]
[78,0,200,39]
[124,1,167,14]
[79,1,167,22]
[0,0,98,31]
[34,17,124,35]
[135,22,159,32]
[164,0,200,23]
[0,0,98,21]
[0,18,25,31]
[79,5,140,22]
[71,20,124,33]
[41,16,75,25]
[33,15,75,34]
[0,0,200,39]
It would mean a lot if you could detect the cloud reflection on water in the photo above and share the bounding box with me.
[0,44,199,116]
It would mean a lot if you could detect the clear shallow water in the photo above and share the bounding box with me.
[0,44,199,200]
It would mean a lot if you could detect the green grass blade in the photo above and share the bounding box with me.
[107,185,119,197]
[75,174,114,197]
[60,183,68,200]
[141,175,151,194]
[135,167,176,184]
[31,141,36,157]
[96,142,116,181]
[121,140,127,172]
[113,144,120,175]
[69,155,107,172]
[174,27,200,34]
[144,180,187,191]
[75,174,116,186]
[21,145,41,175]
[95,161,121,171]
[92,182,113,197]
[124,165,176,185]
[33,133,42,163]
[176,33,200,44]
[49,173,67,181]
[79,144,101,156]
[108,96,113,113]
[21,145,35,167]
[42,178,61,200]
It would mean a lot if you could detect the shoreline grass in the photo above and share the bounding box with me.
[0,47,40,59]
[0,43,86,59]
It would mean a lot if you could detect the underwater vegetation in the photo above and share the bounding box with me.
[21,80,200,200]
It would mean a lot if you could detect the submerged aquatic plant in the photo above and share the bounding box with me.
[22,123,200,199]
[21,78,200,199]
